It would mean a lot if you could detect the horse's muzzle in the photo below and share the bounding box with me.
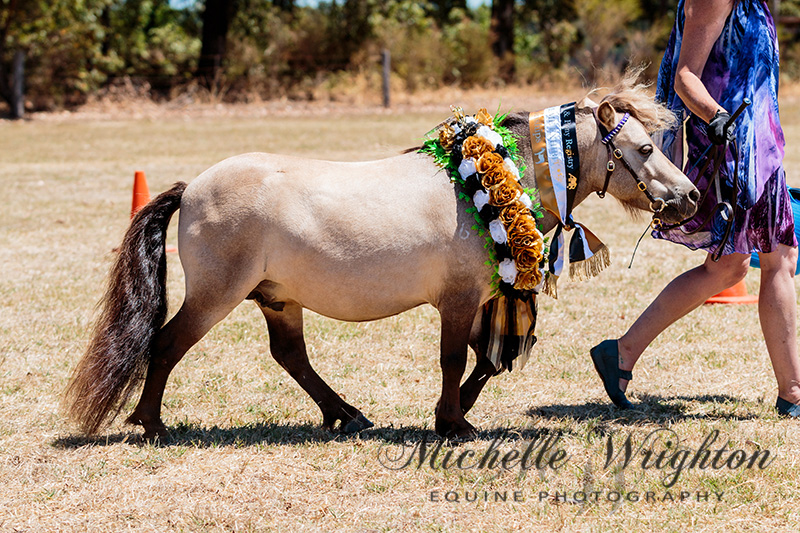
[657,187,700,225]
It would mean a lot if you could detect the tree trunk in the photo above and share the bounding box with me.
[491,0,515,82]
[273,0,295,11]
[431,0,467,25]
[196,0,237,91]
[9,50,24,119]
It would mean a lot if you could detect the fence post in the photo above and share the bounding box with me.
[382,49,391,109]
[10,50,24,120]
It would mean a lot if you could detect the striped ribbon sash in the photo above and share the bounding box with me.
[481,294,538,372]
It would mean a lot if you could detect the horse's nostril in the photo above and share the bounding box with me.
[689,188,701,203]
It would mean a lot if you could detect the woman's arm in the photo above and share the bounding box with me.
[675,0,735,123]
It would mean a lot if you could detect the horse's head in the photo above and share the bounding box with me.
[579,93,699,225]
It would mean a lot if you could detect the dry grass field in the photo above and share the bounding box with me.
[2,90,800,531]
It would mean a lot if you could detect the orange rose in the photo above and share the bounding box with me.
[489,179,523,207]
[475,108,494,128]
[476,151,504,173]
[439,124,456,150]
[476,152,507,188]
[508,224,543,254]
[514,268,542,291]
[514,246,543,272]
[498,203,526,227]
[507,216,540,243]
[462,136,494,160]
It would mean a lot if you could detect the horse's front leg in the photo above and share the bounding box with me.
[435,298,481,439]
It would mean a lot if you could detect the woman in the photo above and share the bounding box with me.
[591,0,800,416]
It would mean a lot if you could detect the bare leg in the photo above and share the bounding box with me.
[616,252,751,391]
[757,244,800,404]
[260,302,372,433]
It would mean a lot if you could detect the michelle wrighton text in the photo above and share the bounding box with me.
[376,428,774,488]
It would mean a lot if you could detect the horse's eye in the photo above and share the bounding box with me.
[639,144,653,155]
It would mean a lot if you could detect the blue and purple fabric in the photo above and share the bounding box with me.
[653,0,797,254]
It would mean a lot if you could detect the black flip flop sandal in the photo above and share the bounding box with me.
[590,339,633,409]
[776,396,800,417]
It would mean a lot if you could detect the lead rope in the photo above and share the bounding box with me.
[628,222,653,269]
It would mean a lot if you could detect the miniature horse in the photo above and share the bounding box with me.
[64,87,698,439]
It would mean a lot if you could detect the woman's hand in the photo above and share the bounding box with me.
[708,110,736,145]
[674,0,735,123]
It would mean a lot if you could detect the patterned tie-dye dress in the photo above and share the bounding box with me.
[653,0,796,254]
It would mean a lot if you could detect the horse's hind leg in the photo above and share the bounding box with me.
[126,298,242,439]
[260,302,373,433]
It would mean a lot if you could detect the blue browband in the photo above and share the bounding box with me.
[601,112,630,145]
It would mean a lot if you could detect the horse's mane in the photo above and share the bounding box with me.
[595,68,678,134]
[403,69,677,154]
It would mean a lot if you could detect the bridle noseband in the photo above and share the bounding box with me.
[594,110,667,219]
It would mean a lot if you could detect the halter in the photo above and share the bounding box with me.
[593,110,667,218]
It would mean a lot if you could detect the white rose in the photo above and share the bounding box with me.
[498,258,518,284]
[477,125,503,148]
[458,158,477,179]
[489,219,508,244]
[504,158,520,179]
[473,189,490,211]
[519,193,532,209]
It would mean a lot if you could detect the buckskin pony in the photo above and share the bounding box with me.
[64,80,699,439]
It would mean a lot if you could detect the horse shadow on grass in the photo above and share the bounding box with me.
[52,393,761,449]
[530,392,760,425]
[51,420,567,449]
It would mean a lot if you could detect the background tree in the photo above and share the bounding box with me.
[429,0,467,25]
[2,0,800,112]
[196,0,239,90]
[0,0,113,117]
[490,0,515,82]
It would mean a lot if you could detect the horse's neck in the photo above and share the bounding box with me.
[508,106,605,235]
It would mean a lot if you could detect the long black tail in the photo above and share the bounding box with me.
[63,182,187,435]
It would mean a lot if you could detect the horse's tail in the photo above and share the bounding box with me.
[63,181,187,435]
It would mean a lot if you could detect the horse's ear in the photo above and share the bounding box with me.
[597,101,617,131]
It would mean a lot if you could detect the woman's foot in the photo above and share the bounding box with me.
[776,396,800,417]
[590,339,634,409]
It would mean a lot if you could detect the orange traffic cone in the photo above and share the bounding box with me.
[123,171,177,253]
[131,170,151,218]
[705,279,758,304]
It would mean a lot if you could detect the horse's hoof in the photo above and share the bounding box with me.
[341,414,374,434]
[448,426,478,441]
[126,412,169,441]
[436,420,477,440]
[141,430,166,443]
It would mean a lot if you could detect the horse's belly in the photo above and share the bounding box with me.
[266,246,476,321]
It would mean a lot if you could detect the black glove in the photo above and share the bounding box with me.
[708,110,736,145]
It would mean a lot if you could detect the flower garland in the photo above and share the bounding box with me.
[421,107,546,295]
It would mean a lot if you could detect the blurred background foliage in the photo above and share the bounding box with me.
[0,0,798,112]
